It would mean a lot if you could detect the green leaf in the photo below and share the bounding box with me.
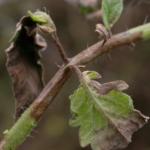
[70,86,107,147]
[69,71,149,150]
[97,90,134,118]
[102,0,123,30]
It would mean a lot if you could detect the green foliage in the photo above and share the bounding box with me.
[98,90,134,117]
[70,86,107,146]
[102,0,123,30]
[69,71,148,150]
[70,87,133,147]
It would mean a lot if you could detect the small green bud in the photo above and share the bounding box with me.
[3,129,9,135]
[28,10,56,33]
[83,71,102,80]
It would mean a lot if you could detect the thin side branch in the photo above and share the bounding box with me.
[52,32,69,63]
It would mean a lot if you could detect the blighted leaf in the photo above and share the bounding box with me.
[69,71,149,150]
[102,0,123,30]
[6,12,48,119]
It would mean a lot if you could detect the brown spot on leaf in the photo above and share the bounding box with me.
[92,110,149,150]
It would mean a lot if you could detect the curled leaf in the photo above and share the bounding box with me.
[6,13,47,119]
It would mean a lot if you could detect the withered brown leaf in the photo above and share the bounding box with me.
[6,16,47,119]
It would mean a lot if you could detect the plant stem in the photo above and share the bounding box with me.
[52,32,69,63]
[0,107,36,150]
[1,22,150,150]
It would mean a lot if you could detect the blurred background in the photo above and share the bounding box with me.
[0,0,150,150]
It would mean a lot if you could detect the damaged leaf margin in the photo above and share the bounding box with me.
[69,70,149,150]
